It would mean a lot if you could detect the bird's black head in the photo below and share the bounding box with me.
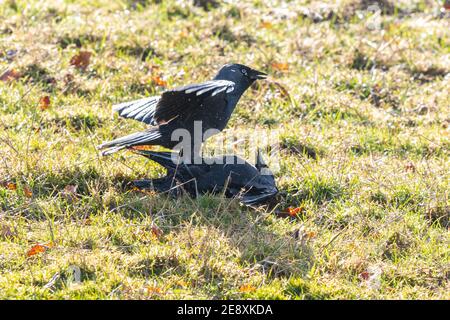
[214,63,267,84]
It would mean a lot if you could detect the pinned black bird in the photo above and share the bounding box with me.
[132,149,278,206]
[97,63,267,157]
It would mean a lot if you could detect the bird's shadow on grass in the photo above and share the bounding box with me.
[147,193,316,281]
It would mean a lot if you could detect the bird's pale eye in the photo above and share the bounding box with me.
[241,69,248,75]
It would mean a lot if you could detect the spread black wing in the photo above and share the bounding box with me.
[112,80,235,126]
[153,80,235,124]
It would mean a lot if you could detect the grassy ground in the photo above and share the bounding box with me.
[0,0,449,299]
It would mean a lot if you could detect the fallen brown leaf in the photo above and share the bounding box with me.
[261,21,273,29]
[360,271,370,280]
[271,62,289,72]
[146,286,163,295]
[275,206,305,219]
[27,242,54,257]
[24,186,33,198]
[239,284,256,292]
[70,51,92,70]
[0,69,21,82]
[151,75,167,87]
[151,225,163,239]
[306,231,317,239]
[287,206,304,217]
[39,96,51,111]
[6,182,17,191]
[405,162,416,172]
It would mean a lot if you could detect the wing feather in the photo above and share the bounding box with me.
[154,80,235,124]
[111,80,235,126]
[112,96,159,125]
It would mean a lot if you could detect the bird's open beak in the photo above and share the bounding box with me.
[250,70,268,80]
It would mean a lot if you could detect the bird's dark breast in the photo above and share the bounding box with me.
[158,96,232,149]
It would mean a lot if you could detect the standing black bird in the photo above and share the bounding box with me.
[97,63,267,157]
[132,149,278,206]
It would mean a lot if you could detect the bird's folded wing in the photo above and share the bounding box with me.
[154,80,235,124]
[112,96,160,125]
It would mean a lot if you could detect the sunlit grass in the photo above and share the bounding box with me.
[0,0,448,299]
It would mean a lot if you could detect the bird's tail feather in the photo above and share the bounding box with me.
[132,150,181,170]
[101,145,127,156]
[97,130,162,156]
